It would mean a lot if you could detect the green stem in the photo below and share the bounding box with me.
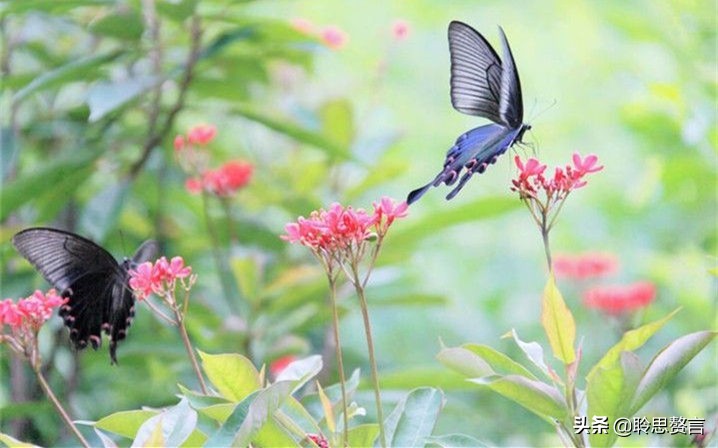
[541,215,552,272]
[34,366,90,448]
[173,303,209,395]
[327,274,349,447]
[352,268,386,448]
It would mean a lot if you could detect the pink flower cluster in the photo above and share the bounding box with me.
[185,161,253,197]
[174,124,217,150]
[129,257,192,300]
[290,18,348,50]
[282,197,408,253]
[583,282,656,315]
[512,153,603,197]
[553,252,618,280]
[392,19,410,41]
[0,290,66,332]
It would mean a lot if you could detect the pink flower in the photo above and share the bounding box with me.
[512,152,601,198]
[128,262,160,300]
[321,26,347,50]
[306,433,329,448]
[185,161,253,197]
[187,124,217,145]
[553,252,618,280]
[372,196,408,235]
[173,135,186,152]
[290,18,314,34]
[129,257,193,300]
[583,282,656,315]
[392,19,410,41]
[1,290,67,332]
[282,202,375,253]
[269,355,297,377]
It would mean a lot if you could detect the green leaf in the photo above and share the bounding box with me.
[79,180,130,241]
[232,103,350,160]
[319,98,354,152]
[0,150,100,222]
[156,0,197,21]
[438,343,537,380]
[198,403,236,423]
[252,418,298,447]
[470,375,567,422]
[89,9,144,40]
[0,432,40,447]
[87,75,160,122]
[275,355,322,392]
[348,424,379,448]
[384,387,445,448]
[425,433,490,447]
[436,347,494,378]
[132,398,198,447]
[199,351,261,402]
[586,352,643,448]
[316,381,336,433]
[177,383,228,409]
[204,381,295,447]
[588,309,680,380]
[2,0,112,14]
[378,367,471,391]
[540,275,576,364]
[507,329,553,381]
[13,50,123,104]
[630,330,716,414]
[95,409,157,438]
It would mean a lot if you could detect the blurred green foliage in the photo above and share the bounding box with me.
[0,0,715,446]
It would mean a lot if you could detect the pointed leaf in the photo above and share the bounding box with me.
[348,424,379,447]
[436,346,494,378]
[0,432,40,447]
[276,355,322,392]
[541,275,576,364]
[130,398,197,448]
[316,381,336,433]
[13,50,123,103]
[383,387,445,448]
[588,309,680,380]
[87,75,161,122]
[630,331,716,414]
[470,375,567,422]
[94,428,118,448]
[95,410,157,439]
[507,330,553,381]
[199,351,261,402]
[204,381,295,447]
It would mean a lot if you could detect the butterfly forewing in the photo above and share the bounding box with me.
[449,20,504,123]
[12,227,155,364]
[497,27,524,129]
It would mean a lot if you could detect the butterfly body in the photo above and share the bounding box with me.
[12,227,157,363]
[408,21,530,204]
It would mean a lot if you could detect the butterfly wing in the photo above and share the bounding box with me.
[497,27,524,129]
[407,124,524,204]
[105,239,158,363]
[13,228,131,363]
[448,21,504,123]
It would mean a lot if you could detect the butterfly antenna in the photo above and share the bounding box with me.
[528,98,557,123]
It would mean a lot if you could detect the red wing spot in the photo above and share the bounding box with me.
[490,155,499,164]
[89,335,101,349]
[477,163,488,174]
[64,315,75,324]
[117,330,126,340]
[465,159,477,170]
[77,339,87,348]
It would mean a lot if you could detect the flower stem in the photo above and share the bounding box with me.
[541,216,553,272]
[173,305,209,395]
[34,367,90,448]
[327,275,349,447]
[353,277,387,448]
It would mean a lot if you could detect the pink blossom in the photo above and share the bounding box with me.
[321,26,347,50]
[553,252,618,280]
[290,18,314,34]
[173,135,186,152]
[583,282,656,315]
[307,433,329,448]
[1,290,67,332]
[129,257,193,300]
[392,19,410,41]
[512,152,601,197]
[187,124,217,145]
[185,161,253,197]
[185,177,202,194]
[128,262,160,300]
[372,196,408,235]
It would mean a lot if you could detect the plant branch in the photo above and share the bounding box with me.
[34,366,90,448]
[172,301,209,395]
[327,274,349,446]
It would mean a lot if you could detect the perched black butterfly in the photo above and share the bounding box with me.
[407,21,531,204]
[12,227,158,364]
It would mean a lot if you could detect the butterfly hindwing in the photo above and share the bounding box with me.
[497,26,524,129]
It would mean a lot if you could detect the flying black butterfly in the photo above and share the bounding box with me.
[407,21,531,204]
[12,227,158,364]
